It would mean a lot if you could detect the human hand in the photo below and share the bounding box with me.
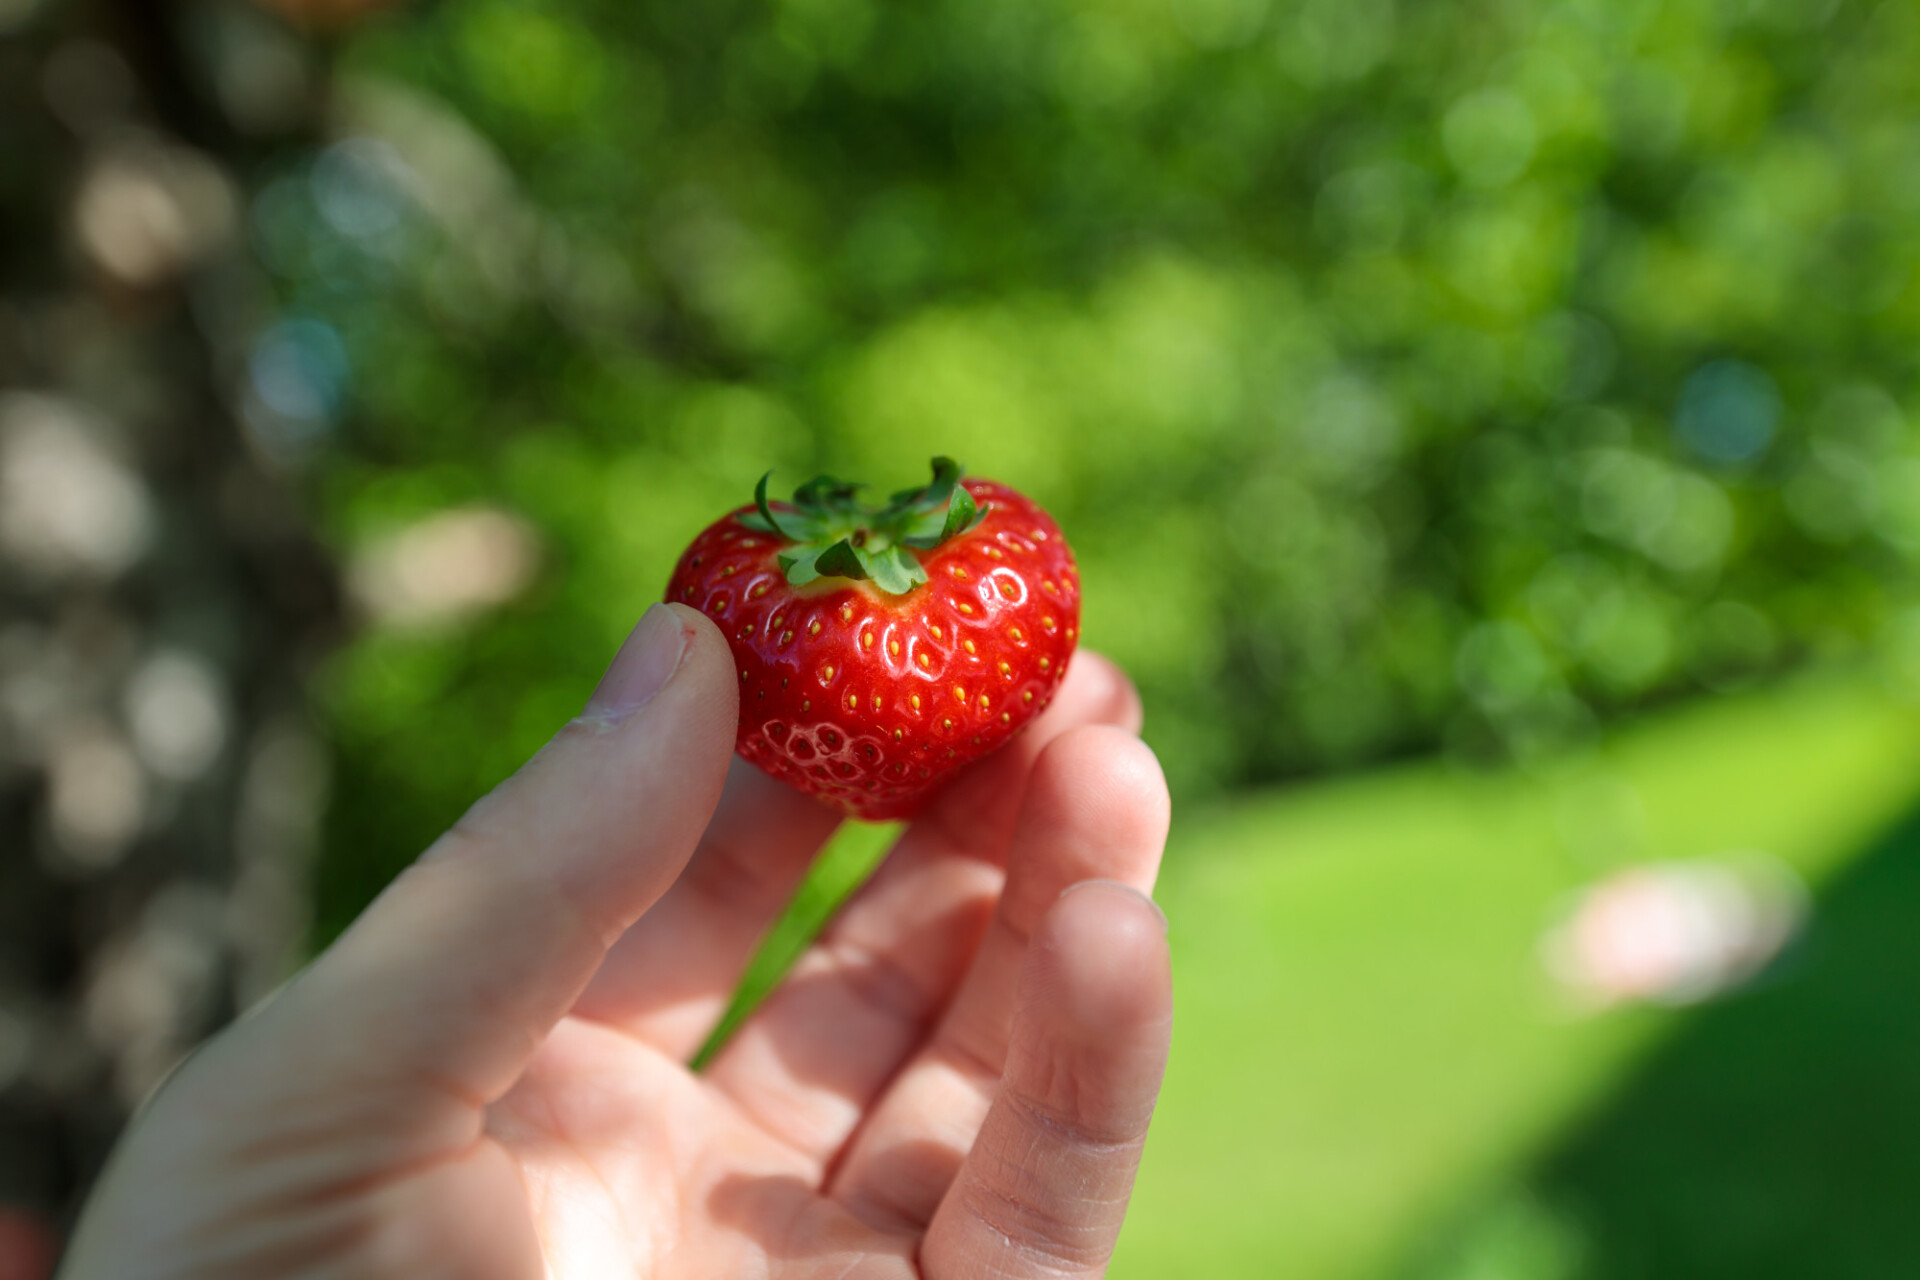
[61,603,1173,1279]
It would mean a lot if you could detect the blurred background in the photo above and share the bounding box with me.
[5,0,1920,1274]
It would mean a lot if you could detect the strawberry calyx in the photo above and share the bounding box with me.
[738,456,991,596]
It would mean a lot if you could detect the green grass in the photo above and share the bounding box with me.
[1118,670,1920,1279]
[718,669,1920,1277]
[1523,778,1920,1278]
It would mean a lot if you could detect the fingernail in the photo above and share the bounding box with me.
[1060,878,1168,934]
[584,604,688,724]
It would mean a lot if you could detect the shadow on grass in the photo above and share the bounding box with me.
[1526,800,1920,1279]
[1392,800,1920,1280]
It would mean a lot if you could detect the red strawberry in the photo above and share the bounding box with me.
[666,458,1080,820]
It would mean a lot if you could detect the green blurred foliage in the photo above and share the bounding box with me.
[260,0,1920,935]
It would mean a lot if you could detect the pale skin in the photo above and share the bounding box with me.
[61,604,1174,1279]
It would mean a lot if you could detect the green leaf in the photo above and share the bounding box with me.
[754,471,794,540]
[939,483,978,539]
[744,508,824,540]
[914,456,962,512]
[864,544,920,594]
[894,545,930,590]
[877,456,963,521]
[812,538,869,580]
[899,507,946,543]
[794,475,864,514]
[779,546,823,586]
[748,458,976,592]
[902,484,980,549]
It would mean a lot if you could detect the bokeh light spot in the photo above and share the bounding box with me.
[1675,360,1780,466]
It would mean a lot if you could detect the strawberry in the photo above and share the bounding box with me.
[666,458,1080,820]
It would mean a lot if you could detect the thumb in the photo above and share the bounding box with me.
[276,603,739,1106]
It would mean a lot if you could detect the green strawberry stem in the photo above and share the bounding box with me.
[737,456,991,595]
